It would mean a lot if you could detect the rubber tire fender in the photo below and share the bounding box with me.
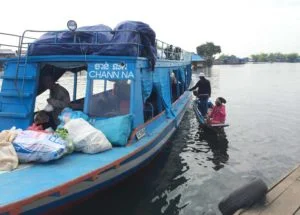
[218,178,268,215]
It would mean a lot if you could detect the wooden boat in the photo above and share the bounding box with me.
[192,99,229,132]
[0,21,193,214]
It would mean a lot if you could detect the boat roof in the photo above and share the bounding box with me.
[0,21,192,66]
[192,53,205,62]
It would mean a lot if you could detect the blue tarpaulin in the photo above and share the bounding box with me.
[141,69,153,103]
[28,25,113,56]
[27,21,157,69]
[192,54,204,62]
[153,68,174,118]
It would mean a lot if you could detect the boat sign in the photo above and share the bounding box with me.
[136,127,146,140]
[88,62,135,80]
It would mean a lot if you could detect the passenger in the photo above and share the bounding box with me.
[170,72,177,85]
[31,110,55,131]
[174,47,181,60]
[191,64,196,71]
[189,72,211,116]
[41,75,70,128]
[170,72,178,101]
[207,97,227,124]
[112,80,131,114]
[164,45,173,60]
[113,80,130,100]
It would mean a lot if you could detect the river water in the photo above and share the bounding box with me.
[2,63,300,214]
[66,63,300,215]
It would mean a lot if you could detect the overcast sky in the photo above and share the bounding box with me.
[1,0,299,57]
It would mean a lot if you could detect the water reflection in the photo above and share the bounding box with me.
[180,109,229,172]
[197,127,229,171]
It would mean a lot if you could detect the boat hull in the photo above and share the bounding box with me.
[1,94,191,215]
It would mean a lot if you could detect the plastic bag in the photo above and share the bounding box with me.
[0,130,18,171]
[55,128,74,154]
[58,108,89,128]
[13,130,67,163]
[64,118,112,154]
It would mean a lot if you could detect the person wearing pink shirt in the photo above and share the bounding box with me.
[207,97,227,124]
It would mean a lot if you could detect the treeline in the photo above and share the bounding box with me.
[218,54,246,61]
[214,54,247,65]
[251,53,299,62]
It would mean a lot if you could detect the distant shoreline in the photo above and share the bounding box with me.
[214,62,300,65]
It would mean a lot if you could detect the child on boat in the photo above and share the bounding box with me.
[207,97,227,124]
[28,110,55,132]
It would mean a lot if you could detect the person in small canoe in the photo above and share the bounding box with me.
[207,97,227,124]
[189,72,211,116]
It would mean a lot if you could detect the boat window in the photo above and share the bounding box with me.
[170,69,186,102]
[0,72,2,92]
[34,66,87,112]
[178,68,186,94]
[170,70,179,102]
[88,79,131,117]
[68,70,87,111]
[143,88,165,122]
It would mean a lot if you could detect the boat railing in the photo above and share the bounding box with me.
[0,32,36,56]
[0,30,192,62]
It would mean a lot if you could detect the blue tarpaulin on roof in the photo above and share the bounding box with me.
[192,54,204,61]
[27,21,157,69]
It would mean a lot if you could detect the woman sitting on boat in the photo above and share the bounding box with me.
[207,97,227,124]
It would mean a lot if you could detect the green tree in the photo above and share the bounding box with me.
[217,54,227,63]
[250,52,300,62]
[268,53,276,62]
[258,53,268,62]
[286,53,298,62]
[196,42,221,67]
[251,54,259,62]
[274,53,286,62]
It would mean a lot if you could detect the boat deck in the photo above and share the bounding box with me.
[0,93,191,213]
[237,165,300,215]
[0,145,136,206]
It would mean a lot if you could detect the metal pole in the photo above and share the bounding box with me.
[73,72,78,101]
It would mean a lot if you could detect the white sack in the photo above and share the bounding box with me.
[0,130,18,171]
[64,118,112,154]
[13,130,66,163]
